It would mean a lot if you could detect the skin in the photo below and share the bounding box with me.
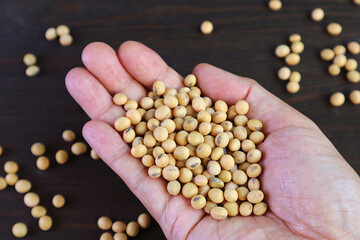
[65,41,360,240]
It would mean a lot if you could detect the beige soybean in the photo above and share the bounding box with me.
[239,162,251,171]
[289,71,301,83]
[285,53,300,66]
[333,55,347,67]
[126,109,141,124]
[320,49,335,61]
[31,205,47,218]
[241,139,256,152]
[209,177,224,188]
[207,160,221,175]
[140,97,154,109]
[224,188,238,202]
[153,80,165,96]
[212,111,227,124]
[23,53,37,66]
[138,213,151,228]
[347,71,360,83]
[62,129,76,142]
[291,41,304,54]
[278,67,291,80]
[162,165,179,181]
[184,74,197,87]
[334,45,346,55]
[193,174,208,186]
[197,110,212,123]
[196,143,212,158]
[112,221,127,233]
[237,187,249,201]
[4,161,19,174]
[12,222,28,238]
[233,151,246,164]
[233,126,247,140]
[249,131,264,144]
[148,165,162,178]
[311,8,324,22]
[328,64,341,76]
[0,177,7,190]
[268,0,282,11]
[155,105,171,121]
[347,41,360,55]
[56,149,69,164]
[59,34,73,46]
[164,94,178,108]
[327,23,342,36]
[5,173,18,186]
[330,92,345,107]
[26,65,40,77]
[211,147,224,160]
[204,201,217,214]
[220,155,235,170]
[275,44,290,58]
[131,144,147,158]
[235,100,249,115]
[98,216,112,230]
[247,149,262,163]
[124,100,138,111]
[247,119,262,131]
[188,131,204,146]
[115,117,131,131]
[15,179,32,194]
[224,202,239,217]
[248,178,261,190]
[45,27,57,41]
[208,188,224,203]
[52,194,66,208]
[113,93,128,106]
[210,206,228,220]
[167,180,181,195]
[232,170,248,185]
[215,132,229,148]
[200,21,213,35]
[253,202,267,215]
[289,34,301,43]
[24,192,40,207]
[56,25,70,36]
[114,233,127,240]
[142,155,155,167]
[239,201,253,216]
[182,182,198,198]
[349,90,360,105]
[191,195,206,209]
[345,59,358,71]
[31,142,46,156]
[153,126,168,142]
[218,170,232,183]
[39,215,53,231]
[247,163,262,178]
[126,221,140,237]
[247,189,264,203]
[100,232,113,240]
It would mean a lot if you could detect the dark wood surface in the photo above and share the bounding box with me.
[0,0,359,239]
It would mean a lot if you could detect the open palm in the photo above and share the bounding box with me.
[65,41,360,240]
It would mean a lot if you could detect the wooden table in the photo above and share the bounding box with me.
[0,0,359,239]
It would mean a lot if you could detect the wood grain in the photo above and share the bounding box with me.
[0,0,359,239]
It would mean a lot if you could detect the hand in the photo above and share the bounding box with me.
[65,41,360,240]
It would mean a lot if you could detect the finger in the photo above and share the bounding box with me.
[193,63,317,133]
[82,42,147,101]
[118,41,184,90]
[82,120,171,221]
[65,67,124,124]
